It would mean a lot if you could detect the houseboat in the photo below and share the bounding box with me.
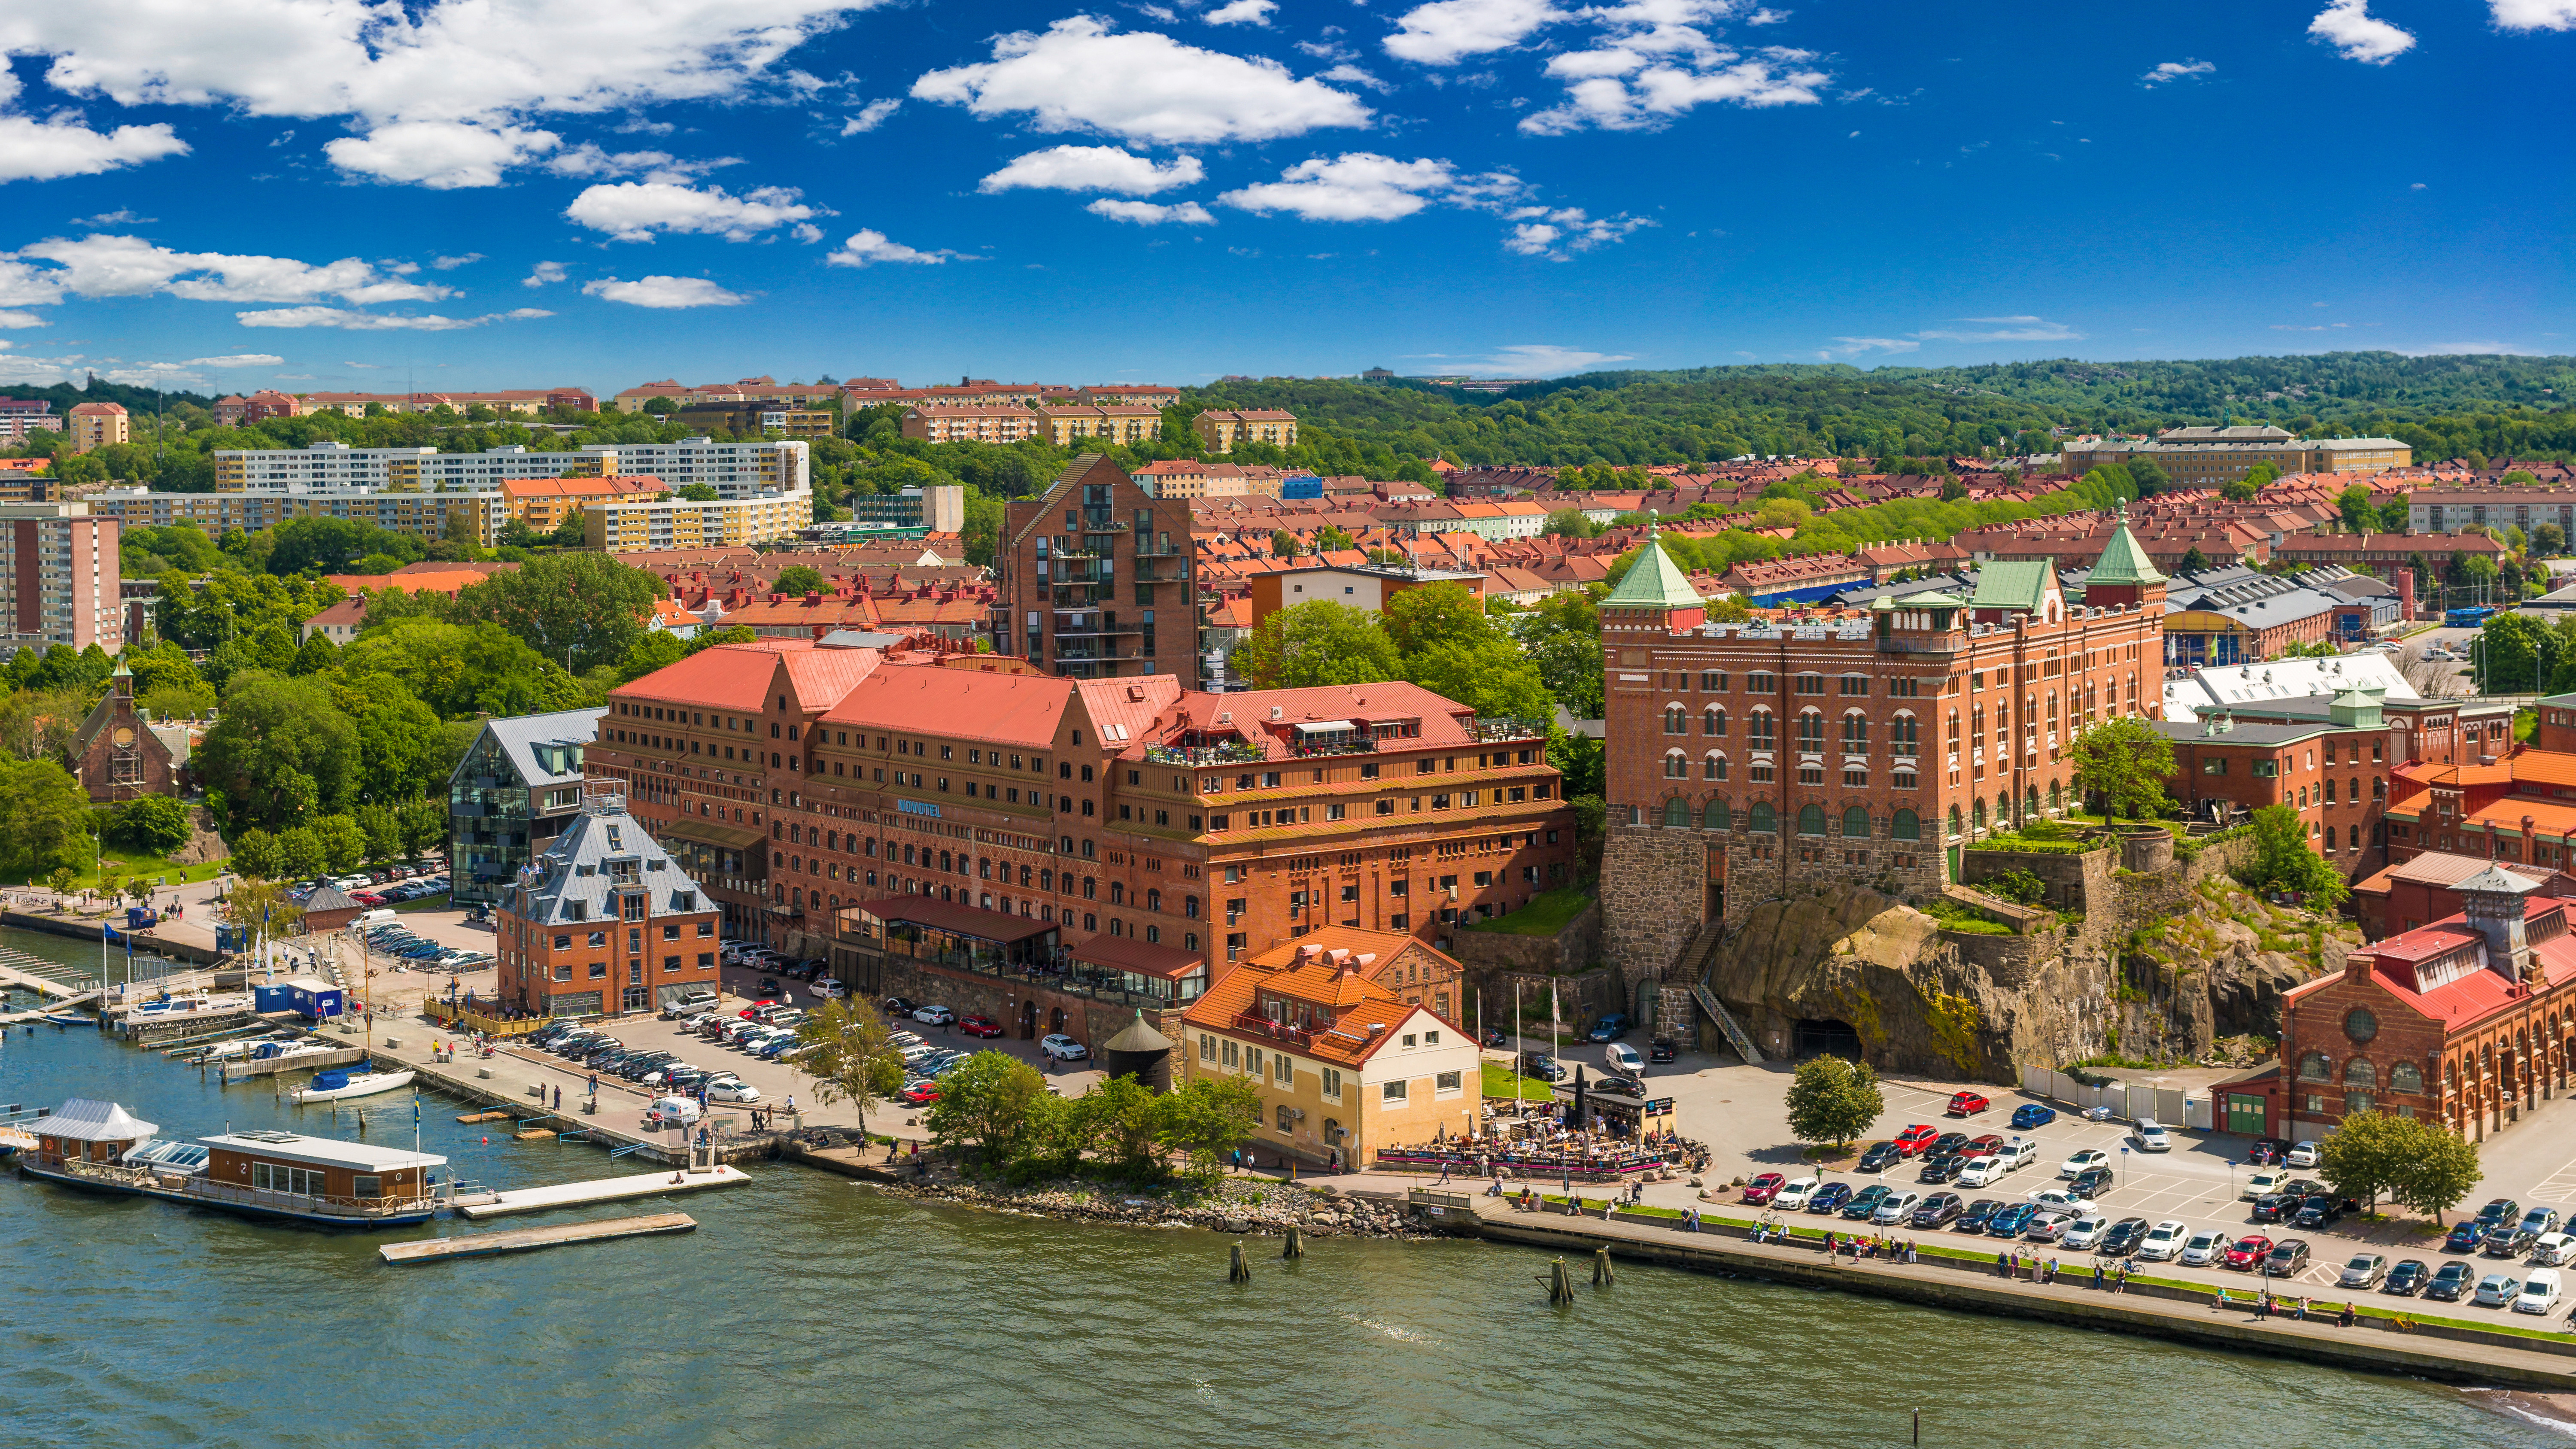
[20,1098,446,1227]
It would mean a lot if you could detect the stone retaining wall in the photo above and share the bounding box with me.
[1959,847,2114,913]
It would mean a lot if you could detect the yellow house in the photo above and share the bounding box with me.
[1179,949,1480,1169]
[1192,409,1299,453]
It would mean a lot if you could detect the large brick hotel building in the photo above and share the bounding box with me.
[1597,511,2169,979]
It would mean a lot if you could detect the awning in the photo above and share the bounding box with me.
[1293,720,1357,735]
[855,896,1059,945]
[42,1098,160,1142]
[1069,936,1207,981]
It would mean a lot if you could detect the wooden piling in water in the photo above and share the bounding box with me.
[1593,1245,1616,1286]
[1228,1242,1252,1282]
[1542,1257,1576,1305]
[1283,1226,1305,1260]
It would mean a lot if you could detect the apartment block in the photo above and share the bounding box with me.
[1035,404,1164,447]
[901,405,1043,444]
[0,399,53,441]
[500,475,669,535]
[2062,426,2411,482]
[495,792,724,1018]
[0,501,122,654]
[993,455,1198,685]
[64,402,128,456]
[96,486,510,550]
[1194,409,1299,453]
[584,489,815,553]
[276,389,595,418]
[449,707,610,906]
[213,439,805,498]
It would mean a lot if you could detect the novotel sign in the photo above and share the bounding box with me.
[896,799,941,818]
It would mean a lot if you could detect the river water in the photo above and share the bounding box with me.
[0,928,2561,1449]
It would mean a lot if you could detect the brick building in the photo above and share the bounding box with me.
[495,791,724,1018]
[992,455,1200,686]
[1599,514,2167,975]
[2351,851,2552,940]
[2383,730,2576,873]
[2217,866,2576,1142]
[71,663,182,802]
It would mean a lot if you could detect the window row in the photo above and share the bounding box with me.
[1650,798,1928,840]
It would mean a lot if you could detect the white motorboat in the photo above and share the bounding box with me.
[195,1033,300,1062]
[288,1068,416,1103]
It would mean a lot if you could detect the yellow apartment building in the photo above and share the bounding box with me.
[584,489,815,553]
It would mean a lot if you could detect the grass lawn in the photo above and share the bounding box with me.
[1466,888,1592,937]
[14,851,231,895]
[1482,1060,1563,1102]
[389,893,453,913]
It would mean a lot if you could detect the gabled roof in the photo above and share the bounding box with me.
[1968,559,2052,613]
[514,800,711,925]
[1603,531,1705,611]
[822,665,1075,749]
[465,706,608,790]
[613,640,882,713]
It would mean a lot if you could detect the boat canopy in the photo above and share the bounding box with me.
[43,1098,160,1142]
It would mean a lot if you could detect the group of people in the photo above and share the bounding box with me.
[1834,1232,1921,1264]
[2222,1289,2360,1327]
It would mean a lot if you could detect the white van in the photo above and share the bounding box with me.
[352,908,395,925]
[644,1096,702,1130]
[1604,1042,1646,1075]
[2515,1268,2564,1315]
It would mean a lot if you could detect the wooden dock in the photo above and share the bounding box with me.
[0,958,87,999]
[378,1212,697,1265]
[455,1164,753,1219]
[222,1047,367,1079]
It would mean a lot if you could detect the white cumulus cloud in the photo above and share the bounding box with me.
[913,16,1371,144]
[1087,198,1217,225]
[2140,59,2215,85]
[1383,0,1565,64]
[565,182,820,242]
[1205,0,1278,23]
[1501,206,1652,259]
[0,0,878,187]
[1219,152,1516,222]
[525,261,570,288]
[237,306,553,330]
[0,310,48,328]
[980,145,1206,195]
[1499,2,1829,133]
[2309,0,2415,62]
[2491,0,2576,28]
[430,252,483,270]
[184,353,288,365]
[15,235,448,305]
[824,229,959,267]
[0,113,187,181]
[581,275,747,307]
[841,99,901,134]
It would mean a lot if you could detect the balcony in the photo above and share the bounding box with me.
[1288,734,1377,758]
[1080,515,1130,534]
[1146,740,1264,767]
[1465,717,1548,743]
[1134,540,1183,557]
[1233,1011,1316,1050]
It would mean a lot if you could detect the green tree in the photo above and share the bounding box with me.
[2315,1109,2406,1213]
[1271,529,1303,559]
[2069,716,2176,821]
[2391,1119,2482,1227]
[2241,802,2347,905]
[794,997,907,1137]
[44,866,74,899]
[448,552,667,672]
[1541,507,1599,538]
[2336,486,2376,533]
[313,813,368,872]
[231,828,283,879]
[399,799,449,859]
[355,803,404,862]
[111,796,194,855]
[1082,1073,1166,1179]
[1315,524,1358,553]
[1510,589,1605,719]
[677,483,719,501]
[1231,601,1400,689]
[773,565,828,597]
[2534,522,2567,558]
[0,759,96,882]
[1783,1054,1882,1151]
[925,1050,1053,1166]
[2479,612,2548,693]
[194,675,359,831]
[2179,545,2211,575]
[1154,1074,1264,1182]
[274,826,325,881]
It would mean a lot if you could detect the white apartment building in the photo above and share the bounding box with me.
[215,440,809,498]
[0,501,122,654]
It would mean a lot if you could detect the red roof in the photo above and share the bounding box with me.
[612,639,883,712]
[820,665,1073,748]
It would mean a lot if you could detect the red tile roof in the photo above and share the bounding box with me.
[611,639,883,712]
[820,664,1074,748]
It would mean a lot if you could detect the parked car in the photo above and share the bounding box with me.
[1917,1153,1966,1185]
[1839,1184,1893,1221]
[2066,1167,2115,1201]
[1911,1193,1965,1228]
[882,996,917,1017]
[2223,1235,2273,1270]
[1585,1013,1630,1042]
[2133,1120,2172,1153]
[2285,1140,2322,1168]
[1593,1075,1647,1099]
[900,1081,941,1106]
[2251,1193,2303,1225]
[2062,1214,2111,1250]
[1893,1124,1941,1157]
[2137,1221,2190,1261]
[1954,1156,2007,1189]
[1954,1199,2002,1233]
[2476,1198,2524,1230]
[1926,1132,1972,1159]
[2533,1232,2576,1267]
[2521,1207,2565,1239]
[2242,1169,2290,1202]
[1520,1053,1567,1083]
[2179,1230,2228,1267]
[2516,1269,2565,1315]
[957,1014,1006,1039]
[913,1004,956,1026]
[2338,1253,2390,1289]
[2245,1137,2290,1165]
[1986,1203,2041,1237]
[2475,1273,2524,1307]
[1604,1042,1646,1076]
[1874,1191,1928,1226]
[1040,1033,1089,1062]
[2060,1148,2111,1179]
[2487,1227,2541,1259]
[1965,1133,2006,1157]
[1648,1039,1677,1064]
[1743,1173,1787,1206]
[2425,1261,2475,1302]
[1771,1177,1819,1211]
[2026,1188,2095,1215]
[2262,1239,2312,1277]
[1858,1142,1905,1173]
[2009,1103,2057,1130]
[707,1080,762,1105]
[2384,1259,2431,1295]
[644,1096,701,1129]
[1947,1091,1991,1116]
[2023,1212,2075,1244]
[1807,1182,1855,1214]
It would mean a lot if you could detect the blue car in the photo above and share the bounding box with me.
[1807,1181,1855,1214]
[2010,1104,2057,1130]
[1986,1202,2041,1236]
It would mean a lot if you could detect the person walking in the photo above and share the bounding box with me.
[552,1085,560,1110]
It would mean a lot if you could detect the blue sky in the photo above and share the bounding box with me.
[0,0,2566,396]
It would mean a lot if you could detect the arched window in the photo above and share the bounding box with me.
[1892,808,1920,841]
[1841,712,1868,750]
[2389,1062,2424,1094]
[1701,670,1725,692]
[1891,715,1919,753]
[1748,710,1776,749]
[2298,1051,2334,1082]
[1662,796,1690,827]
[1703,752,1728,781]
[1704,707,1727,736]
[2344,1058,2376,1089]
[1749,801,1777,834]
[1664,750,1688,778]
[1796,803,1826,836]
[1704,798,1731,831]
[2046,691,2058,721]
[2025,786,2040,817]
[1947,805,1963,837]
[1842,806,1869,839]
[1973,799,1988,830]
[1664,705,1686,735]
[1947,710,1962,741]
[2047,781,2062,810]
[1795,711,1824,750]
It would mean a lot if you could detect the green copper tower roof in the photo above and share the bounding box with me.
[2087,501,2167,588]
[1605,521,1707,611]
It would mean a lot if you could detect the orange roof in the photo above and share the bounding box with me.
[2512,753,2576,790]
[820,664,1074,749]
[2463,799,2576,839]
[1180,950,1420,1067]
[612,639,884,712]
[323,568,500,598]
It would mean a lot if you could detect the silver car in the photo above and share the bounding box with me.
[2337,1253,2388,1289]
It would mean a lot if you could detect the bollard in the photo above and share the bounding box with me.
[1228,1242,1252,1283]
[1592,1245,1616,1287]
[1283,1226,1305,1260]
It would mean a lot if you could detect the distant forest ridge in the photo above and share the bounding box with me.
[0,378,216,412]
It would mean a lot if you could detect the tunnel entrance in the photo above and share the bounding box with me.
[1793,1018,1864,1060]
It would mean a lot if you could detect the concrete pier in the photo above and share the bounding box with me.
[380,1213,699,1264]
[455,1164,753,1219]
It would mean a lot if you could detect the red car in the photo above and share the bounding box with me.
[1966,1133,2006,1157]
[351,892,386,906]
[737,1000,782,1018]
[956,1014,1005,1039]
[1893,1124,1941,1157]
[2223,1235,2272,1270]
[1743,1172,1787,1205]
[1947,1091,1991,1116]
[900,1081,941,1106]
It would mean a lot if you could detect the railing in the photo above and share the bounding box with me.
[42,1156,437,1218]
[1145,741,1264,767]
[1288,736,1377,757]
[424,1002,550,1036]
[1232,1011,1316,1049]
[1465,717,1548,743]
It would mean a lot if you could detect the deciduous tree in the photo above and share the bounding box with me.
[1231,601,1400,690]
[1783,1054,1882,1151]
[2070,716,2175,821]
[795,997,906,1138]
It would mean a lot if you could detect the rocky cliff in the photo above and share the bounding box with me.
[1701,839,2357,1084]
